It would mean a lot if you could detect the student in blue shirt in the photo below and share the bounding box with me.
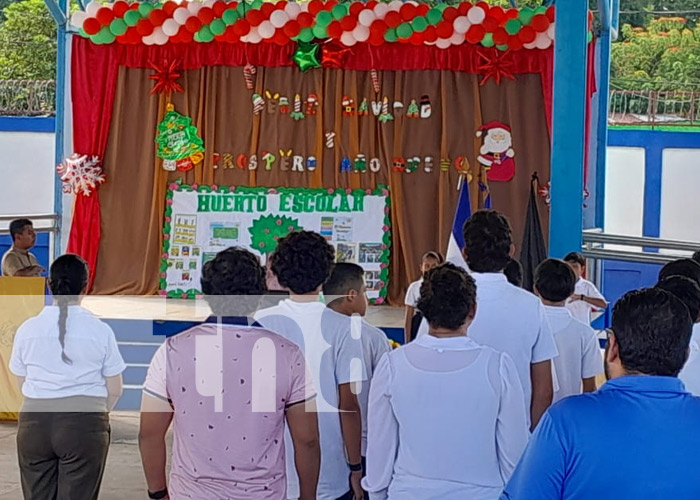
[501,287,700,500]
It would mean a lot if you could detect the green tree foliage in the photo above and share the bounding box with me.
[620,0,700,28]
[0,0,56,79]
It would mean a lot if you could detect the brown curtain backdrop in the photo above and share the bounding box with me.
[93,65,550,303]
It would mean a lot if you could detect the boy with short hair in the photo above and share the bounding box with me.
[323,263,391,478]
[404,251,443,343]
[535,259,603,403]
[563,252,608,325]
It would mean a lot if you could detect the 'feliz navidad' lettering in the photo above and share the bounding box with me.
[198,191,364,214]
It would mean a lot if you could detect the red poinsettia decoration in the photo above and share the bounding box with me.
[321,40,352,68]
[478,48,516,86]
[149,59,184,96]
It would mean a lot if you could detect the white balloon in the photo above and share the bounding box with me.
[358,9,375,27]
[453,16,470,34]
[299,1,309,12]
[270,10,289,28]
[467,6,486,24]
[436,38,451,49]
[85,1,101,16]
[341,31,357,46]
[245,28,262,43]
[174,7,190,25]
[162,19,179,36]
[353,24,370,42]
[547,23,555,39]
[258,20,274,39]
[70,10,87,28]
[535,32,551,49]
[373,2,389,19]
[449,32,465,45]
[388,0,403,12]
[203,0,216,8]
[285,2,301,19]
[187,1,202,14]
[142,33,155,45]
[523,40,537,50]
[153,28,168,45]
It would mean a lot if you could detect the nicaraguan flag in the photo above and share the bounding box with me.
[446,183,471,270]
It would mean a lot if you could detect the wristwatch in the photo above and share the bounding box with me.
[148,488,168,499]
[348,462,363,472]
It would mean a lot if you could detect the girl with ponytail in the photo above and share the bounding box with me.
[9,254,126,500]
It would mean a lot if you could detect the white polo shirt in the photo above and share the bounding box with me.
[566,278,606,325]
[9,305,126,399]
[544,306,603,403]
[404,279,423,307]
[417,273,558,424]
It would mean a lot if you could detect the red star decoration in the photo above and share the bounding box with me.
[149,59,184,96]
[478,48,516,87]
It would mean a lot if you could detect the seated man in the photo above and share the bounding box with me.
[2,219,42,277]
[501,287,700,499]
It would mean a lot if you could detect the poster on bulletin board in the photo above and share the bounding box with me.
[160,182,391,303]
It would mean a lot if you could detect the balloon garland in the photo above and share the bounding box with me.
[70,0,593,51]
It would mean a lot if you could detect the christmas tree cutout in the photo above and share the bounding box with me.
[249,215,302,254]
[155,104,204,162]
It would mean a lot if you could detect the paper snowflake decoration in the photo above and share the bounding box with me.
[57,154,105,196]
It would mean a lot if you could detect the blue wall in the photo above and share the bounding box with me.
[0,232,51,276]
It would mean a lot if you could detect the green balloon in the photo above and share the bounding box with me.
[138,3,153,17]
[198,25,214,42]
[95,26,115,44]
[426,8,442,24]
[222,9,239,25]
[412,16,427,32]
[384,27,397,42]
[210,19,225,35]
[298,27,314,42]
[236,3,247,16]
[481,32,494,47]
[78,28,87,37]
[251,0,263,8]
[505,18,521,35]
[496,44,509,51]
[123,10,141,27]
[535,5,547,14]
[396,22,413,39]
[518,7,535,25]
[193,31,202,42]
[109,18,127,36]
[316,10,332,26]
[587,31,593,43]
[436,3,447,11]
[312,24,328,38]
[331,3,348,20]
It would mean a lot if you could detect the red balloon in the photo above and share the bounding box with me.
[184,16,202,33]
[423,25,437,43]
[340,15,357,31]
[179,26,194,42]
[417,3,430,16]
[275,1,288,10]
[197,7,215,24]
[489,6,505,22]
[366,0,378,10]
[370,19,387,36]
[436,20,453,39]
[508,35,523,50]
[476,1,490,11]
[399,3,416,21]
[283,20,301,37]
[493,27,509,45]
[483,16,499,33]
[457,2,471,15]
[466,24,485,44]
[409,32,423,45]
[505,8,519,20]
[136,18,154,36]
[213,1,227,17]
[129,2,139,10]
[385,11,401,28]
[369,32,384,46]
[518,25,536,44]
[531,14,550,32]
[83,18,101,35]
[246,9,264,26]
[161,2,178,16]
[272,30,288,45]
[126,27,140,44]
[308,0,324,15]
[297,12,313,27]
[232,19,251,36]
[323,0,338,10]
[546,5,555,22]
[327,20,343,39]
[96,7,114,25]
[349,2,364,16]
[149,9,167,27]
[260,2,274,17]
[224,27,240,43]
[442,6,458,22]
[112,1,129,17]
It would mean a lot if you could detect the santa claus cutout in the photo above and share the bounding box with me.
[476,121,516,182]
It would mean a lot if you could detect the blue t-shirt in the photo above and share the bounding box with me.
[501,375,700,500]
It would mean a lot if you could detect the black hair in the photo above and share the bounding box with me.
[201,247,266,316]
[9,218,32,243]
[462,210,512,273]
[504,258,523,287]
[611,288,693,377]
[49,255,89,364]
[655,276,700,323]
[416,263,477,331]
[535,259,576,302]
[658,258,700,288]
[563,252,586,267]
[271,231,335,294]
[323,262,364,298]
[693,251,700,265]
[422,251,444,264]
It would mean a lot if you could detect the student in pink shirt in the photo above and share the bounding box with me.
[138,248,320,500]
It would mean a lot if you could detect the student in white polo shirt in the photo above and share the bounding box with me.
[9,254,126,500]
[418,210,558,429]
[563,252,608,325]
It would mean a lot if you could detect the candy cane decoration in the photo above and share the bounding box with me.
[252,93,265,115]
[291,93,305,121]
[371,69,380,94]
[243,63,256,90]
[325,131,336,149]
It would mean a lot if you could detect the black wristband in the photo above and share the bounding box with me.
[348,462,363,472]
[148,488,168,499]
